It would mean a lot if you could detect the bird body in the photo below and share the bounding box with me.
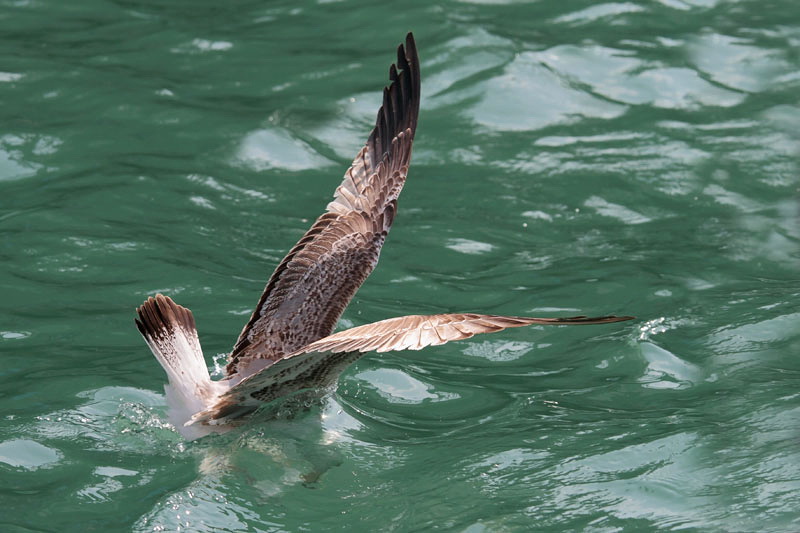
[135,33,633,440]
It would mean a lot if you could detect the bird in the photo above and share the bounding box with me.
[135,33,634,440]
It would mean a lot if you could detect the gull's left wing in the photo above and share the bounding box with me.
[226,33,421,376]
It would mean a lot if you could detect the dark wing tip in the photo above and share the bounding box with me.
[367,33,421,162]
[405,32,416,49]
[554,315,636,325]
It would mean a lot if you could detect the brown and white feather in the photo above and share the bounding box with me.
[134,34,636,438]
[226,33,421,375]
[135,295,230,437]
[191,312,633,425]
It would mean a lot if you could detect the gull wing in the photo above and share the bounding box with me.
[227,33,421,375]
[193,312,634,425]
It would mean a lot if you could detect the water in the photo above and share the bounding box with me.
[1,0,798,531]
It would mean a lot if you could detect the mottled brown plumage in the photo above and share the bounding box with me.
[225,34,420,375]
[189,313,633,426]
[134,33,634,438]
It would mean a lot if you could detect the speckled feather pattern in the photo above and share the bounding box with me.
[190,313,632,425]
[225,33,420,375]
[134,33,634,433]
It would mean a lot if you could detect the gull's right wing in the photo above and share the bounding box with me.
[193,312,634,425]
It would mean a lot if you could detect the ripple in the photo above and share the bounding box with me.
[235,127,332,171]
[637,342,703,389]
[0,439,62,469]
[445,238,495,255]
[454,0,538,4]
[77,466,144,503]
[702,184,763,212]
[355,369,458,404]
[636,317,692,342]
[554,2,646,24]
[552,432,713,526]
[535,132,642,147]
[32,135,61,155]
[471,52,626,131]
[171,38,233,54]
[309,93,380,159]
[1,330,30,339]
[763,105,800,139]
[706,312,800,355]
[33,386,182,452]
[584,196,651,225]
[539,45,743,108]
[688,33,792,92]
[136,480,261,532]
[0,71,23,82]
[462,340,534,362]
[496,133,708,192]
[425,30,513,103]
[521,210,553,222]
[475,448,551,489]
[189,195,216,210]
[0,137,43,181]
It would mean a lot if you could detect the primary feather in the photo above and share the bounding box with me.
[226,34,420,376]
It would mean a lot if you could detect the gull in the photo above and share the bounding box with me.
[135,33,634,439]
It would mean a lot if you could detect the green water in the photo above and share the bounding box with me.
[1,0,799,531]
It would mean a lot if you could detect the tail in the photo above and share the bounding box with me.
[135,294,229,439]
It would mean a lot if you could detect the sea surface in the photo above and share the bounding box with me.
[1,0,798,531]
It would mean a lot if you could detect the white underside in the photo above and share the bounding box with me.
[144,327,234,440]
[164,381,231,440]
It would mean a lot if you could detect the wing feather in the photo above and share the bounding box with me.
[227,33,421,375]
[192,312,634,425]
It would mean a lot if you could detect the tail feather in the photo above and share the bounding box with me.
[135,294,229,439]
